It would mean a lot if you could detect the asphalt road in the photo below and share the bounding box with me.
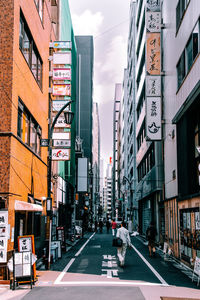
[18,229,200,300]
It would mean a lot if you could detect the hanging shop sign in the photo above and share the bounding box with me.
[146,11,161,32]
[53,139,71,148]
[52,101,71,112]
[53,68,71,81]
[146,0,161,11]
[40,139,49,147]
[146,97,161,140]
[52,132,70,140]
[146,76,161,96]
[52,149,70,161]
[52,84,71,96]
[146,33,161,75]
[53,41,72,50]
[53,52,71,65]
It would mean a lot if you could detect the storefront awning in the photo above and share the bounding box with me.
[15,200,43,212]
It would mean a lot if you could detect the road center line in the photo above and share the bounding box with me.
[130,244,168,286]
[54,232,95,285]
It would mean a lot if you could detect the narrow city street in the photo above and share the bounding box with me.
[2,230,200,300]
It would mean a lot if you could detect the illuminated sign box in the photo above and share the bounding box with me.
[53,41,72,49]
[52,132,71,140]
[53,52,71,65]
[53,139,71,148]
[52,84,71,96]
[53,68,71,80]
[52,101,71,112]
[146,33,161,75]
[146,97,161,140]
[52,149,70,161]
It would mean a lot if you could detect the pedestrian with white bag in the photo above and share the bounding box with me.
[116,221,131,267]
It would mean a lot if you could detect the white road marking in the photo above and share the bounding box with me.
[130,244,168,286]
[54,232,95,285]
[53,280,166,286]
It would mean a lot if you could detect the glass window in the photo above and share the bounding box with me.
[24,111,30,145]
[186,37,193,72]
[39,0,43,21]
[177,52,185,88]
[32,48,37,78]
[30,120,37,151]
[23,31,30,65]
[193,23,199,61]
[17,108,23,137]
[37,58,42,86]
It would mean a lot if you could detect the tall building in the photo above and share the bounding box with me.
[162,0,200,263]
[51,0,77,241]
[0,0,58,281]
[105,162,113,219]
[112,84,122,218]
[75,36,94,162]
[134,0,164,237]
[121,1,137,228]
[75,35,94,226]
[92,102,100,221]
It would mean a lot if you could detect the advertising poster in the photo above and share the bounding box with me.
[146,0,161,11]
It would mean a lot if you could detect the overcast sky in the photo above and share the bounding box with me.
[68,0,131,167]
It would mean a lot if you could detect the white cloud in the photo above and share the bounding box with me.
[71,10,104,36]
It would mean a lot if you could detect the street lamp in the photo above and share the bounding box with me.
[47,100,74,270]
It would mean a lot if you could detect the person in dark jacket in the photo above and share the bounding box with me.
[99,220,103,233]
[146,221,157,257]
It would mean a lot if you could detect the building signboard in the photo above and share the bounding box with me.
[52,84,71,96]
[146,0,161,11]
[146,97,161,140]
[53,116,71,128]
[53,52,71,65]
[146,11,161,32]
[52,132,70,140]
[53,41,72,49]
[53,139,71,148]
[19,236,32,252]
[53,68,71,80]
[146,76,161,96]
[52,101,71,112]
[146,33,161,75]
[52,149,70,161]
[0,211,8,263]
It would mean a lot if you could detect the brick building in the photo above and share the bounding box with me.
[0,0,58,281]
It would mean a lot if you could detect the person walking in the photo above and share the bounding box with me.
[116,221,131,267]
[106,219,110,234]
[111,219,117,236]
[146,221,157,257]
[99,219,103,233]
